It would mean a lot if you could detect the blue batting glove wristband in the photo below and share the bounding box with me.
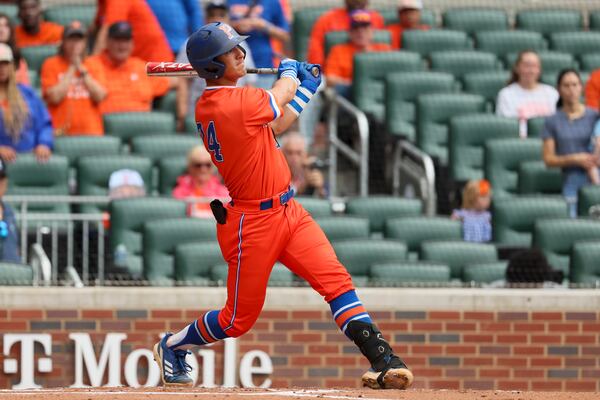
[278,58,299,79]
[286,84,314,116]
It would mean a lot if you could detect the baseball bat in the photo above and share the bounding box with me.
[145,62,319,78]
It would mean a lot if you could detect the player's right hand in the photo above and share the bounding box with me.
[277,58,300,80]
[298,63,322,94]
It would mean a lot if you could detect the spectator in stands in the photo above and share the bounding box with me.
[325,9,391,98]
[496,50,559,137]
[542,69,599,218]
[229,0,290,88]
[108,169,146,199]
[146,0,203,56]
[87,21,171,115]
[41,21,107,136]
[505,249,564,288]
[0,157,20,263]
[15,0,63,48]
[0,43,52,163]
[451,179,492,243]
[585,65,600,110]
[92,0,173,63]
[386,0,429,49]
[307,0,384,67]
[0,13,29,85]
[173,145,229,218]
[175,0,257,127]
[282,132,326,198]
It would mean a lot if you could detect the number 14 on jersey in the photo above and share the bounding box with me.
[197,121,223,162]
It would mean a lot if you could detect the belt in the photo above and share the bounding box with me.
[229,187,295,211]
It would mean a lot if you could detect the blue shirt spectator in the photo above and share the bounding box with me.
[0,158,19,263]
[228,0,290,68]
[146,0,204,54]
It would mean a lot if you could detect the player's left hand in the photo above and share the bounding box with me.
[298,63,322,94]
[278,58,300,80]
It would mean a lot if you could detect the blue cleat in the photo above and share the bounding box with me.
[153,333,193,387]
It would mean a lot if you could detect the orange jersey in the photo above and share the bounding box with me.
[195,86,290,200]
[87,52,169,114]
[307,8,384,66]
[325,43,391,81]
[585,69,600,110]
[15,21,63,47]
[41,55,107,135]
[386,24,430,49]
[96,0,173,63]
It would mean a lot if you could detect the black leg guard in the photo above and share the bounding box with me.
[347,320,409,388]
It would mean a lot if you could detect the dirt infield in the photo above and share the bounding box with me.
[0,388,598,400]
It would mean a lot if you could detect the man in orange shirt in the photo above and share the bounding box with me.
[87,21,171,114]
[386,0,429,49]
[585,69,600,110]
[41,21,107,135]
[325,10,391,96]
[15,0,63,47]
[307,0,384,66]
[92,0,173,63]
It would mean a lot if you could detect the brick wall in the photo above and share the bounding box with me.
[1,307,599,391]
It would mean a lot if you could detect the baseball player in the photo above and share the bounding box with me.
[152,22,413,390]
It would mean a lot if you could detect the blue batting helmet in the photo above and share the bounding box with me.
[186,22,248,79]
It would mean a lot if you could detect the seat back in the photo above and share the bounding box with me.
[449,114,519,182]
[43,4,97,26]
[578,186,600,216]
[143,218,216,283]
[352,51,423,121]
[175,242,224,285]
[295,197,332,217]
[0,4,17,21]
[590,10,600,31]
[158,156,187,195]
[385,71,456,141]
[462,71,510,108]
[475,30,546,57]
[325,30,391,55]
[430,50,501,80]
[420,240,498,279]
[517,161,562,195]
[54,136,121,167]
[315,216,370,241]
[570,241,600,284]
[580,53,600,73]
[403,30,471,58]
[333,239,407,278]
[0,262,33,285]
[416,93,486,165]
[104,112,175,142]
[384,216,462,257]
[292,7,328,61]
[550,32,600,58]
[23,45,58,73]
[504,51,577,77]
[533,218,600,275]
[484,138,543,199]
[131,135,198,165]
[463,261,507,284]
[516,9,582,36]
[442,8,508,35]
[345,196,422,232]
[376,8,436,26]
[526,117,546,139]
[370,262,451,285]
[492,196,568,246]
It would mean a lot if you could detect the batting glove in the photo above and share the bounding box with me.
[277,58,300,84]
[297,63,322,94]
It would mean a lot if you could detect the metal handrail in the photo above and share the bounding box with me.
[392,140,437,216]
[30,243,51,287]
[326,90,369,197]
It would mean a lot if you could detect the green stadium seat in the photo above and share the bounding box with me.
[518,161,562,195]
[463,261,507,284]
[154,89,177,115]
[430,51,501,80]
[0,4,17,22]
[28,69,39,89]
[402,30,471,57]
[110,198,186,278]
[492,196,568,246]
[484,138,543,199]
[516,9,582,36]
[526,117,546,139]
[533,218,600,275]
[131,135,198,165]
[570,241,600,284]
[211,262,294,287]
[370,262,451,285]
[384,216,462,259]
[580,53,600,73]
[385,71,456,141]
[158,156,187,195]
[0,262,33,285]
[420,240,498,280]
[449,114,519,182]
[315,216,370,240]
[462,71,509,108]
[77,155,153,212]
[578,186,600,217]
[376,9,437,27]
[550,32,600,59]
[23,45,58,73]
[103,112,176,142]
[6,155,69,214]
[143,218,216,284]
[442,8,508,35]
[345,196,422,233]
[43,5,96,27]
[292,7,328,61]
[416,93,486,165]
[174,242,222,285]
[352,52,423,121]
[54,136,121,167]
[504,51,577,76]
[295,197,332,217]
[590,10,600,31]
[333,239,407,283]
[324,30,391,55]
[475,30,546,58]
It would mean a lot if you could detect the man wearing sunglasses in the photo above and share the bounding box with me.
[172,145,229,218]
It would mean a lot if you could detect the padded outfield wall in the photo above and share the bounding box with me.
[1,287,600,391]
